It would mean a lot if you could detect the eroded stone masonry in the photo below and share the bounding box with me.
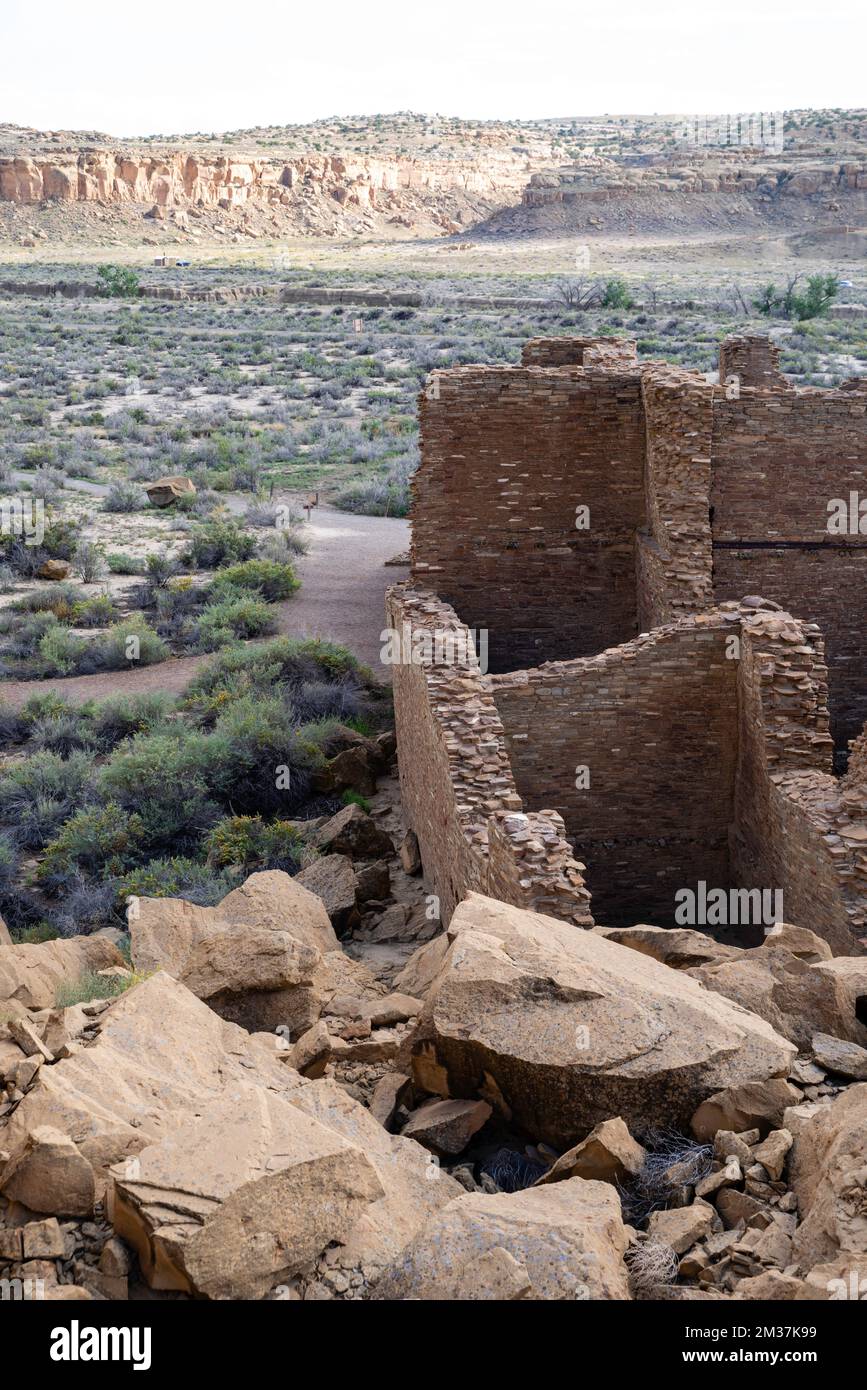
[389,335,867,953]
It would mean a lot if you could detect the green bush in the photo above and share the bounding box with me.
[205,815,306,872]
[98,614,168,669]
[209,558,299,603]
[89,691,176,749]
[95,265,141,299]
[601,278,634,309]
[38,802,146,888]
[0,749,96,848]
[201,694,323,814]
[114,857,234,906]
[99,729,217,848]
[55,969,147,1009]
[38,623,87,675]
[106,552,147,575]
[196,593,275,650]
[182,636,363,720]
[181,519,257,570]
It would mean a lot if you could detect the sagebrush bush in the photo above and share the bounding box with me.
[114,857,234,906]
[208,558,299,603]
[196,593,275,650]
[0,749,96,848]
[181,518,257,569]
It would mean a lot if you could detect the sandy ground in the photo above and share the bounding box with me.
[1,503,409,707]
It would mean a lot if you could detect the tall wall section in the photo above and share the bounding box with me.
[412,365,645,671]
[490,617,739,926]
[384,585,593,928]
[710,389,867,745]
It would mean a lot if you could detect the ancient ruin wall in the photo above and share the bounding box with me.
[490,617,739,925]
[718,334,788,391]
[412,366,645,671]
[711,390,867,744]
[637,365,715,627]
[384,586,592,928]
[521,337,639,369]
[730,610,866,954]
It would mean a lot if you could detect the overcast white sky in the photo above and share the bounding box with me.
[4,0,865,135]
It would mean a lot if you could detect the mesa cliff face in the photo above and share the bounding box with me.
[0,147,545,208]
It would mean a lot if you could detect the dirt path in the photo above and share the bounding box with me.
[1,505,409,707]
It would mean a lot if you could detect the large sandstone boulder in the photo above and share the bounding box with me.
[601,924,740,970]
[689,943,867,1051]
[789,1085,867,1279]
[108,1083,384,1298]
[0,972,305,1212]
[372,1178,630,1301]
[130,870,339,1032]
[0,935,125,1011]
[406,894,795,1148]
[110,1075,462,1298]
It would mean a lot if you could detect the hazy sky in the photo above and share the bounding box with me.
[5,0,865,135]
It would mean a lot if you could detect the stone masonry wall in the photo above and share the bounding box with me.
[718,334,788,390]
[711,389,867,744]
[637,365,715,627]
[490,615,739,925]
[521,337,639,369]
[412,365,645,671]
[385,585,593,928]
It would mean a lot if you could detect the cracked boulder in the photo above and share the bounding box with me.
[688,941,867,1052]
[406,894,795,1148]
[372,1177,630,1301]
[108,1083,384,1299]
[109,1075,462,1298]
[130,869,339,1032]
[0,972,306,1213]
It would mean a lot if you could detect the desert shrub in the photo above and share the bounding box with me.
[196,594,276,650]
[205,815,305,873]
[70,593,117,627]
[28,712,99,756]
[201,694,322,813]
[0,749,96,848]
[0,703,28,744]
[37,802,146,889]
[99,729,218,849]
[0,831,17,893]
[601,278,634,309]
[106,552,146,575]
[102,480,146,513]
[73,541,106,583]
[95,265,141,299]
[89,691,176,749]
[11,584,79,619]
[181,518,256,569]
[182,636,363,722]
[55,967,147,1008]
[208,558,299,603]
[114,857,234,906]
[143,552,182,589]
[97,614,168,670]
[38,623,88,675]
[257,527,309,559]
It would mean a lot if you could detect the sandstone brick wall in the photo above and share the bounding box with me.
[490,616,739,926]
[711,390,867,743]
[730,609,865,954]
[385,585,592,927]
[521,337,639,369]
[637,365,715,627]
[718,334,787,390]
[412,365,645,671]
